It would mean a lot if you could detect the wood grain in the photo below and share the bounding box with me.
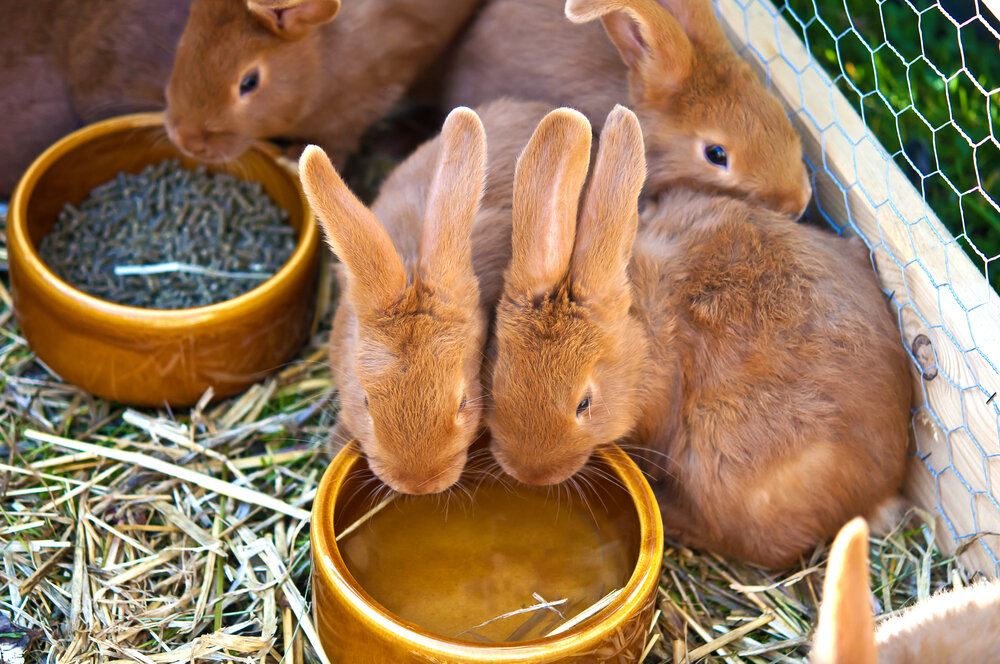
[713,0,1000,576]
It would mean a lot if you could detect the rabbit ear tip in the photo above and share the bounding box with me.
[544,107,592,135]
[565,0,601,20]
[444,106,484,130]
[299,144,329,171]
[607,104,639,125]
[446,105,477,118]
[826,517,870,581]
[301,144,324,159]
[441,108,487,151]
[604,106,644,144]
[551,106,588,120]
[839,517,870,543]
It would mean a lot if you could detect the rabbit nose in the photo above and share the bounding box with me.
[789,170,813,220]
[774,188,810,220]
[385,460,465,496]
[178,130,209,155]
[167,122,214,158]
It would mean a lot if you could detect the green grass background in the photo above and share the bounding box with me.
[779,0,999,289]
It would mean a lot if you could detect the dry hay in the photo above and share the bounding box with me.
[0,174,972,664]
[0,281,337,663]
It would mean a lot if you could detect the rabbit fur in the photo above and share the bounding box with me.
[0,0,190,196]
[812,517,1000,664]
[441,0,812,218]
[166,0,481,166]
[487,105,910,567]
[300,99,554,494]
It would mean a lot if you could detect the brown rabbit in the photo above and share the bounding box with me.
[299,100,553,495]
[812,517,1000,663]
[440,0,811,218]
[0,0,191,196]
[165,0,481,166]
[487,105,910,568]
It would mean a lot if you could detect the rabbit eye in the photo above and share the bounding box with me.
[458,395,467,414]
[576,395,591,418]
[239,70,260,97]
[363,396,369,410]
[705,144,728,168]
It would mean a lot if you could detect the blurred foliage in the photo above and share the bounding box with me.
[780,0,1000,289]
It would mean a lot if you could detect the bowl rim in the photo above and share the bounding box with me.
[7,111,319,324]
[310,442,664,659]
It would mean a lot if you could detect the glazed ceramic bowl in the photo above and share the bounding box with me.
[7,112,320,407]
[311,442,664,664]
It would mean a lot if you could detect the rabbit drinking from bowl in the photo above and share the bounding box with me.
[487,104,910,568]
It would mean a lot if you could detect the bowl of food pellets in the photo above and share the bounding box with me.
[7,112,321,407]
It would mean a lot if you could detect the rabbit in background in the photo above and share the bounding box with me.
[812,517,1000,664]
[298,99,555,495]
[166,0,482,167]
[0,0,191,196]
[486,104,910,568]
[441,0,812,218]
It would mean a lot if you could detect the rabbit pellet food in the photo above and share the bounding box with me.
[38,160,296,309]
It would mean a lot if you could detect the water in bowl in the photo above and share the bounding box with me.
[337,477,638,643]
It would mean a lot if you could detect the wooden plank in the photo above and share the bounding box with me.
[712,0,1000,576]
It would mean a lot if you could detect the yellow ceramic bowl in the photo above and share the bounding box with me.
[7,112,320,407]
[311,442,664,664]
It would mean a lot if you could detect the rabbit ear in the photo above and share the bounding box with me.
[570,105,645,307]
[566,0,693,99]
[248,0,340,40]
[417,107,487,300]
[656,0,729,44]
[508,108,593,301]
[299,145,407,313]
[811,518,877,664]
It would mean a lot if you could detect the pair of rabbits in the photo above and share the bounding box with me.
[0,0,482,195]
[811,517,1000,663]
[164,0,810,223]
[301,0,910,572]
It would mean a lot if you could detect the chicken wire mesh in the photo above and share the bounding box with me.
[710,0,1000,574]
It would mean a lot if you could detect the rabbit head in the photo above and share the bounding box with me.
[488,105,649,486]
[567,0,811,218]
[300,108,489,495]
[165,0,340,162]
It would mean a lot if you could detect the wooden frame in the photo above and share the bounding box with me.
[713,0,1000,575]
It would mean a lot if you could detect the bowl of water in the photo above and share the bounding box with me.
[6,112,320,406]
[311,440,663,663]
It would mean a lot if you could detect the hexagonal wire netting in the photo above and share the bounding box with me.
[711,0,1000,574]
